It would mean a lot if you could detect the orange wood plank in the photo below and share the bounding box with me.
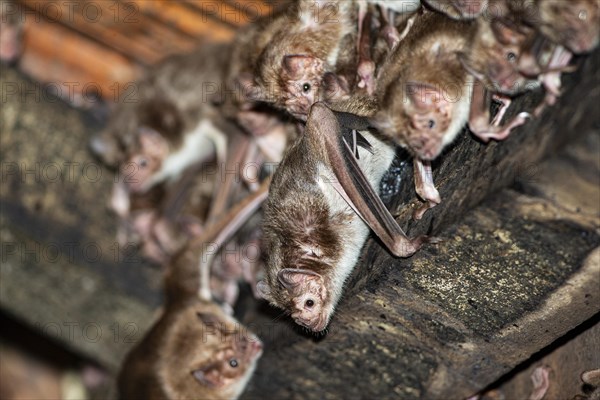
[182,0,255,27]
[20,13,140,99]
[21,0,163,64]
[128,0,236,42]
[224,0,276,19]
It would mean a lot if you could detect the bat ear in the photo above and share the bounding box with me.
[490,19,523,45]
[255,280,272,300]
[137,127,169,158]
[192,364,224,388]
[89,133,123,167]
[277,268,321,290]
[405,82,449,112]
[452,0,487,18]
[322,72,350,101]
[236,72,265,102]
[457,52,485,82]
[282,55,316,79]
[196,311,221,326]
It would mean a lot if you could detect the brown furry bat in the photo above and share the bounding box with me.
[118,188,269,400]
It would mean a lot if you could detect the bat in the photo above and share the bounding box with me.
[90,44,230,196]
[372,10,476,217]
[257,102,430,332]
[237,0,356,120]
[532,0,600,55]
[117,184,270,400]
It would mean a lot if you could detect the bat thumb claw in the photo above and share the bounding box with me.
[424,235,443,245]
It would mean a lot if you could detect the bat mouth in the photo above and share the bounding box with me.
[571,36,598,54]
[290,111,308,122]
[293,314,328,333]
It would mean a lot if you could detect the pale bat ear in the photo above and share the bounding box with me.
[192,364,224,388]
[457,52,486,82]
[196,312,221,326]
[405,82,450,114]
[277,268,322,291]
[137,127,169,158]
[235,72,265,102]
[282,55,317,79]
[490,19,523,45]
[255,280,273,300]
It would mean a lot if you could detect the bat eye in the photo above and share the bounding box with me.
[302,83,311,92]
[305,299,315,308]
[428,120,435,129]
[139,158,148,168]
[506,52,517,63]
[229,359,239,368]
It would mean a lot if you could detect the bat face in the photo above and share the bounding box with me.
[258,266,332,332]
[374,80,458,161]
[402,82,454,160]
[160,303,263,400]
[121,128,169,193]
[258,195,345,333]
[536,0,600,54]
[254,54,325,121]
[463,18,536,95]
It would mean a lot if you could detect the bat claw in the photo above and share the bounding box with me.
[425,236,443,244]
[519,112,532,120]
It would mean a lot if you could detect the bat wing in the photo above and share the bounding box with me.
[307,103,424,257]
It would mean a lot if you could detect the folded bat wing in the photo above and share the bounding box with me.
[307,102,425,257]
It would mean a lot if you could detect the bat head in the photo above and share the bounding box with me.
[278,54,325,120]
[424,0,487,19]
[404,82,454,160]
[462,18,536,95]
[158,302,262,399]
[536,0,600,54]
[121,128,169,193]
[257,268,330,332]
[374,81,453,160]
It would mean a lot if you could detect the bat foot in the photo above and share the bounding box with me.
[529,365,551,400]
[357,60,376,95]
[392,235,439,257]
[472,112,531,142]
[424,236,443,245]
[413,201,438,220]
[382,25,401,49]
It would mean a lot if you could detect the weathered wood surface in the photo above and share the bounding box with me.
[0,47,599,398]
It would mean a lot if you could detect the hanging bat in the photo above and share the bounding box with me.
[91,44,230,200]
[532,0,600,55]
[118,185,269,400]
[257,102,430,333]
[118,293,263,400]
[236,0,356,121]
[372,11,476,218]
